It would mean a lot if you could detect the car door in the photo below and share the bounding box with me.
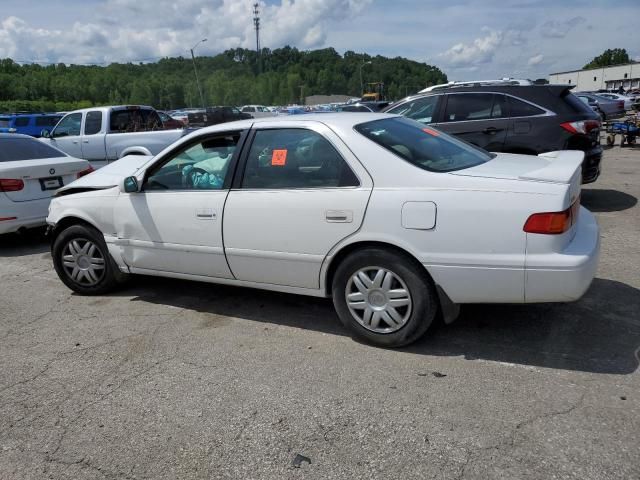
[113,130,246,278]
[81,110,108,168]
[223,122,373,289]
[48,112,84,158]
[435,93,508,151]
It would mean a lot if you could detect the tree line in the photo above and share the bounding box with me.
[0,47,447,112]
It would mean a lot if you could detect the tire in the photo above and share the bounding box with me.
[332,248,438,348]
[52,224,127,295]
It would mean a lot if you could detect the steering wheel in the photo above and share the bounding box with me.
[185,167,222,189]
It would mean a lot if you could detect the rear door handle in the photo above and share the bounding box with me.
[326,210,353,223]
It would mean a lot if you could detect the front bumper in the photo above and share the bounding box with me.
[524,207,600,302]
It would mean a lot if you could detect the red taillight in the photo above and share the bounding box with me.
[560,120,600,135]
[0,179,25,192]
[618,101,624,109]
[0,217,18,221]
[524,197,580,235]
[76,166,94,179]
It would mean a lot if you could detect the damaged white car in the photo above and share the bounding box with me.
[47,113,599,347]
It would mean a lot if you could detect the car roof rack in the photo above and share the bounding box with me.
[420,78,533,93]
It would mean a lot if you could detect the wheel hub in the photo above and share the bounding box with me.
[60,238,106,287]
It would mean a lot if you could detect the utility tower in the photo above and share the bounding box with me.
[253,3,260,54]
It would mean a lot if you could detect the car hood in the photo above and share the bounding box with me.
[56,155,153,194]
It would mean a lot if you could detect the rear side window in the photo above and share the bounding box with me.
[386,96,439,124]
[0,138,64,162]
[563,92,595,114]
[109,109,161,132]
[508,97,545,117]
[443,93,499,122]
[84,111,103,135]
[14,117,30,127]
[242,129,359,189]
[35,116,62,127]
[355,117,493,173]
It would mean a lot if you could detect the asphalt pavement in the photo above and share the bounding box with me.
[1,146,639,479]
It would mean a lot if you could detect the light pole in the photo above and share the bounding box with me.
[190,38,207,110]
[359,60,372,97]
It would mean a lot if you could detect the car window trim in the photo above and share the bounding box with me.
[232,126,362,191]
[140,129,249,193]
[440,92,555,124]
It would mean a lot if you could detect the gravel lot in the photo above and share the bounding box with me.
[1,147,639,480]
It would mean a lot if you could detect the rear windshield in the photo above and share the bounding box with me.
[354,117,493,172]
[0,118,10,128]
[0,138,65,162]
[563,92,595,114]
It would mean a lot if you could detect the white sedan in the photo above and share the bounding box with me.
[46,114,600,347]
[0,133,92,235]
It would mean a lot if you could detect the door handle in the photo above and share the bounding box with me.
[196,208,216,220]
[326,210,353,223]
[483,127,499,135]
[72,140,79,144]
[82,140,89,144]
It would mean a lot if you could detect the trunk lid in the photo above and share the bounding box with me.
[1,157,88,202]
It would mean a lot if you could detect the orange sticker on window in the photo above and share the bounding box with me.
[271,149,287,166]
[422,127,440,137]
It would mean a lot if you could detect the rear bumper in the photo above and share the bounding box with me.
[524,207,600,302]
[0,216,47,234]
[0,197,50,235]
[581,145,602,184]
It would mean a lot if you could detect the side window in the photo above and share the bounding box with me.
[14,117,30,127]
[84,111,103,135]
[144,133,241,191]
[387,96,439,124]
[52,113,82,138]
[242,107,254,112]
[35,116,61,127]
[508,97,545,117]
[491,94,507,118]
[242,129,359,189]
[443,93,495,122]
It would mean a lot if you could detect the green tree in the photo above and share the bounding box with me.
[583,48,631,69]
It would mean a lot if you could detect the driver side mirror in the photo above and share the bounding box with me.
[122,176,139,193]
[41,129,51,138]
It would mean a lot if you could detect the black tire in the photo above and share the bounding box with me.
[332,248,438,348]
[52,224,127,295]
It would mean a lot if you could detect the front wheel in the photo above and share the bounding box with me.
[332,248,438,347]
[52,224,126,295]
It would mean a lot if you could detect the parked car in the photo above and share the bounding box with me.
[0,113,63,137]
[383,82,603,183]
[0,133,91,235]
[240,105,276,118]
[157,111,185,129]
[40,105,187,169]
[187,106,252,127]
[47,114,599,348]
[340,101,390,112]
[593,92,633,111]
[574,93,625,120]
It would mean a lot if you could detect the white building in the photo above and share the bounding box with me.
[549,63,640,92]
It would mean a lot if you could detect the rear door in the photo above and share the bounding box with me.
[223,122,373,289]
[48,112,84,158]
[81,110,108,168]
[436,93,508,151]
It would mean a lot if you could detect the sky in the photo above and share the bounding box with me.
[1,0,639,81]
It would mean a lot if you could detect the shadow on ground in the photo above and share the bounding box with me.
[114,276,639,375]
[581,188,637,212]
[0,228,49,257]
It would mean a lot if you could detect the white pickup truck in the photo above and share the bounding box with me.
[40,105,187,168]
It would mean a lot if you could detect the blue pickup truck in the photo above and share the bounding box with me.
[0,113,63,137]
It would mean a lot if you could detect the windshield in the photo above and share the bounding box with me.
[354,117,494,172]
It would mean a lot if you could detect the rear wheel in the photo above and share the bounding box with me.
[52,224,126,295]
[332,248,438,347]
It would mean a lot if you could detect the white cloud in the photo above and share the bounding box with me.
[527,54,544,66]
[540,16,586,38]
[439,27,503,68]
[0,0,372,64]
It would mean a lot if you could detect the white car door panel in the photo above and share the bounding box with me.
[223,124,373,289]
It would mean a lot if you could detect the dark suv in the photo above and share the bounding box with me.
[383,84,602,183]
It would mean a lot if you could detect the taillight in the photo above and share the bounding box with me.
[76,166,94,179]
[0,179,25,192]
[524,197,580,235]
[618,101,624,109]
[560,120,600,135]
